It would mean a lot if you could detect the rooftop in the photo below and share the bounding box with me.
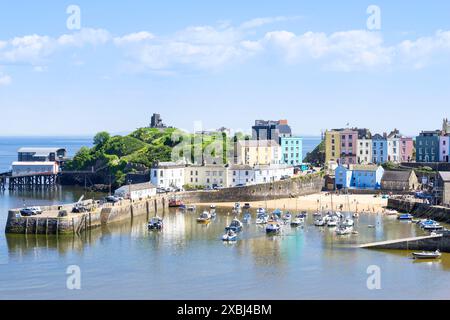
[382,170,414,182]
[439,171,450,182]
[349,164,381,172]
[18,147,66,156]
[116,182,156,192]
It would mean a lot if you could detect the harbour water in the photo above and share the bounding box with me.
[1,136,450,300]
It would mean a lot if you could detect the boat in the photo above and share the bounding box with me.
[169,199,184,208]
[313,212,322,217]
[210,204,217,210]
[222,230,238,242]
[243,213,252,223]
[232,203,242,213]
[282,212,292,224]
[226,218,243,232]
[291,214,305,227]
[187,205,196,211]
[412,250,442,260]
[385,209,398,216]
[342,218,354,227]
[256,213,269,225]
[334,211,343,219]
[257,207,266,214]
[266,221,282,234]
[327,217,339,227]
[243,203,251,210]
[148,216,163,230]
[179,204,187,211]
[272,209,283,218]
[397,213,414,220]
[314,218,326,227]
[210,210,217,219]
[420,220,443,231]
[353,213,360,219]
[336,226,353,235]
[197,211,212,224]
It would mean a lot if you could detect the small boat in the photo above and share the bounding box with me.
[256,213,269,225]
[368,225,376,229]
[397,213,414,220]
[226,218,243,232]
[282,212,292,224]
[272,209,283,218]
[243,203,251,210]
[421,220,443,231]
[210,210,217,219]
[385,209,398,216]
[187,205,196,211]
[169,199,184,208]
[291,215,305,227]
[197,211,212,224]
[334,211,343,219]
[342,218,354,227]
[257,207,266,214]
[210,204,217,210]
[314,218,326,227]
[313,212,322,217]
[243,213,252,223]
[412,250,442,260]
[222,230,238,242]
[179,204,187,211]
[327,217,338,227]
[353,213,359,219]
[336,226,353,235]
[232,203,242,214]
[266,221,282,234]
[148,216,163,230]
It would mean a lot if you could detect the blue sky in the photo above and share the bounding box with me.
[0,1,450,136]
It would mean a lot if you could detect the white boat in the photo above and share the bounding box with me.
[334,211,343,219]
[197,211,212,224]
[187,205,196,211]
[232,203,242,214]
[412,250,442,260]
[266,221,282,234]
[257,208,266,214]
[314,218,326,227]
[222,230,238,242]
[291,215,305,227]
[313,212,322,217]
[226,218,243,232]
[210,204,217,210]
[336,226,353,235]
[353,213,359,219]
[256,213,269,225]
[148,216,163,230]
[282,213,292,224]
[342,218,354,227]
[327,217,339,227]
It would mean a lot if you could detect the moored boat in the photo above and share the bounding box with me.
[169,199,184,208]
[291,214,305,227]
[342,218,354,227]
[197,211,212,224]
[314,218,326,227]
[266,221,281,234]
[243,212,252,223]
[226,218,243,232]
[222,230,238,242]
[336,226,353,235]
[412,250,441,260]
[385,209,398,216]
[397,213,414,220]
[327,217,339,227]
[256,213,269,225]
[148,216,163,230]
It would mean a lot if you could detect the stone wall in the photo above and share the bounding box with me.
[178,175,324,203]
[5,196,168,235]
[387,198,450,223]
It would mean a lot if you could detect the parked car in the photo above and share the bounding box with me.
[29,206,42,214]
[20,208,36,216]
[105,195,120,203]
[280,175,290,180]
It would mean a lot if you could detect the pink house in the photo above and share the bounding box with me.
[400,137,414,162]
[339,129,358,165]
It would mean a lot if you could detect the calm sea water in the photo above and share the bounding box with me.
[2,136,450,300]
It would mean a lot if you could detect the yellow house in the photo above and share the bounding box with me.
[325,130,341,164]
[236,140,281,166]
[185,164,229,188]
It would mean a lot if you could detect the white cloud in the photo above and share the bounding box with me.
[0,73,12,86]
[57,28,110,47]
[239,16,300,30]
[113,31,155,46]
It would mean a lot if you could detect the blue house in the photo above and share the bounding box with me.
[416,130,441,162]
[335,164,384,190]
[372,134,388,164]
[280,136,303,165]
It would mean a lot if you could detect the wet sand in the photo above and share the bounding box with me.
[196,192,389,213]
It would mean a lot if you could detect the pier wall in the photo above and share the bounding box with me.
[179,176,324,203]
[387,198,450,224]
[5,196,168,235]
[361,234,450,252]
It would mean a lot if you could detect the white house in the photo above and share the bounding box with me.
[254,164,295,184]
[114,182,156,200]
[11,161,59,177]
[228,165,256,186]
[150,161,186,189]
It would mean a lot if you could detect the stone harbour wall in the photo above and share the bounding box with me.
[387,198,450,224]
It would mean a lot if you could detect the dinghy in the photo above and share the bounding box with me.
[412,250,441,260]
[222,230,238,242]
[148,216,163,230]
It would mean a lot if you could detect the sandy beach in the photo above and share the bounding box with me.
[196,192,389,213]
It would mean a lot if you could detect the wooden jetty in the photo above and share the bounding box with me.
[7,172,58,190]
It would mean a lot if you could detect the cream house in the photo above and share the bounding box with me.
[150,161,186,190]
[185,164,229,188]
[236,140,281,166]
